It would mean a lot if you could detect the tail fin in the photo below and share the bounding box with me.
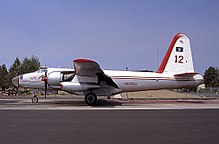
[157,33,194,74]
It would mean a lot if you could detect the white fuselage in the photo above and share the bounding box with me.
[104,70,203,94]
[15,68,203,96]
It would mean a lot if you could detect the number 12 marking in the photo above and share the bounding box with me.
[175,55,184,63]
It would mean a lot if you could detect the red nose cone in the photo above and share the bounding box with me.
[60,84,63,89]
[41,77,46,81]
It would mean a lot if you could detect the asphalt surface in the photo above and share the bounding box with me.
[0,95,219,110]
[0,96,219,144]
[0,110,219,144]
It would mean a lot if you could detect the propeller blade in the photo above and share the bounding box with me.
[44,71,47,99]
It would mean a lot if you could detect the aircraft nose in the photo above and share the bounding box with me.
[12,76,19,87]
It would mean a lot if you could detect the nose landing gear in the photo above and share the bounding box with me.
[32,92,39,103]
[32,96,39,103]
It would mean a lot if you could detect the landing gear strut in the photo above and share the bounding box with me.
[85,93,97,106]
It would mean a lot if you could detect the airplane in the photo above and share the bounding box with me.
[12,33,204,105]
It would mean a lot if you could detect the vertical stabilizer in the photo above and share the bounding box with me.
[157,33,194,74]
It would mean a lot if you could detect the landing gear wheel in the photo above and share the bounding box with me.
[32,96,38,103]
[85,93,97,106]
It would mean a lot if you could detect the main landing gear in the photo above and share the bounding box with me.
[85,93,97,106]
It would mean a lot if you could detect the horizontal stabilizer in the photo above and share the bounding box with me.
[174,72,198,77]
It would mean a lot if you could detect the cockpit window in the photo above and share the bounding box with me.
[37,69,46,73]
[40,69,46,73]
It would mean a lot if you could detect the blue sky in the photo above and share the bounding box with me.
[0,0,219,74]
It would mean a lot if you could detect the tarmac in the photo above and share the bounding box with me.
[0,94,219,144]
[0,94,218,110]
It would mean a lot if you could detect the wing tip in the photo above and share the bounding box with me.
[73,59,94,63]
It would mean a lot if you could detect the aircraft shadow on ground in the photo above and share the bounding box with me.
[51,99,123,107]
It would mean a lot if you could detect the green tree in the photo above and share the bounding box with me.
[0,64,10,92]
[204,66,219,87]
[9,57,21,80]
[0,56,40,90]
[20,56,40,74]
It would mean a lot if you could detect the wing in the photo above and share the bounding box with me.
[73,59,118,89]
[74,59,103,77]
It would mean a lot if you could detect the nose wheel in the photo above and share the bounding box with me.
[32,94,39,103]
[85,93,97,106]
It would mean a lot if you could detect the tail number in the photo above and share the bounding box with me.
[175,55,184,63]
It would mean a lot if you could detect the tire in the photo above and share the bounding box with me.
[32,96,39,103]
[85,93,97,106]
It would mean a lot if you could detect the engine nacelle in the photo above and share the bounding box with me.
[60,82,100,94]
[47,72,61,88]
[47,71,75,89]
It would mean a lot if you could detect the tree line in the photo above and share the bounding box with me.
[0,56,40,92]
[204,66,219,87]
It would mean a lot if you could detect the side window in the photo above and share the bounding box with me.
[39,69,46,73]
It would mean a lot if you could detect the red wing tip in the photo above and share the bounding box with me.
[73,59,94,63]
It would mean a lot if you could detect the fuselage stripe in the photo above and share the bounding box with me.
[111,76,200,81]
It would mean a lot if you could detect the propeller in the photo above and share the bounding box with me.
[41,68,48,99]
[44,70,48,99]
